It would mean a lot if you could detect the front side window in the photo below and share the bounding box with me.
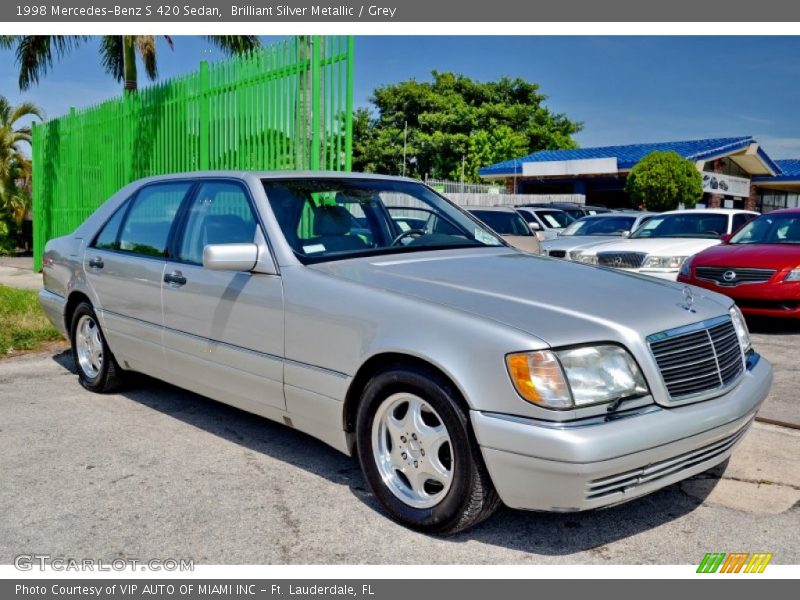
[117,182,192,257]
[177,181,258,264]
[263,178,502,262]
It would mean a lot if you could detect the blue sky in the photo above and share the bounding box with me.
[3,36,800,157]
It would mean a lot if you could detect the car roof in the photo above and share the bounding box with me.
[516,206,567,213]
[126,170,422,186]
[575,211,654,218]
[468,206,519,212]
[658,208,758,216]
[761,207,800,215]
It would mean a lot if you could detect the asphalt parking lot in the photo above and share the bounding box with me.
[1,329,798,565]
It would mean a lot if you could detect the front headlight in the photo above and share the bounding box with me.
[643,255,689,269]
[506,345,648,409]
[570,250,598,264]
[783,266,800,282]
[729,305,752,354]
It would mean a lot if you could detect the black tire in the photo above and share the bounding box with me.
[69,301,124,393]
[355,364,501,535]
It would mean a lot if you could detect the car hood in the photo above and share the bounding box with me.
[310,248,732,347]
[690,243,800,269]
[583,237,722,257]
[541,235,622,253]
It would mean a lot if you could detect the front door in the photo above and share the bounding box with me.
[161,179,285,412]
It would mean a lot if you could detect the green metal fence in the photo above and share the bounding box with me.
[32,35,355,270]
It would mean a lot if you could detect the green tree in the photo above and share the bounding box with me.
[353,71,582,182]
[0,95,41,252]
[625,151,704,211]
[0,35,260,92]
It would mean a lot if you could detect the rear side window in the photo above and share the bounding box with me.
[177,181,258,265]
[93,204,127,250]
[118,182,192,257]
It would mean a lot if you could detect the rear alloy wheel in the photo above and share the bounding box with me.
[356,365,500,535]
[70,301,123,393]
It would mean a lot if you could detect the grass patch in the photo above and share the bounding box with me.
[0,285,63,356]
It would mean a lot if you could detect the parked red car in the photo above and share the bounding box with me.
[678,208,800,317]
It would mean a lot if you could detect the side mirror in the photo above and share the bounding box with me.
[621,230,631,238]
[720,233,733,244]
[528,222,542,232]
[203,243,259,272]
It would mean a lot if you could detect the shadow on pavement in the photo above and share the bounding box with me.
[50,350,721,556]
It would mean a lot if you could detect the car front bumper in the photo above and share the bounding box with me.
[471,355,772,512]
[679,276,800,318]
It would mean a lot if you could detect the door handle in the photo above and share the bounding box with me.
[163,270,187,286]
[88,256,104,269]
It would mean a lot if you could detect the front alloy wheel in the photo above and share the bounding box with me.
[356,365,500,535]
[371,393,454,509]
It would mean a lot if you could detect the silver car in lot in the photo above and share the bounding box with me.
[39,172,772,534]
[540,211,655,259]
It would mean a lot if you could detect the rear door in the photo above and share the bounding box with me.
[84,181,192,376]
[161,179,285,411]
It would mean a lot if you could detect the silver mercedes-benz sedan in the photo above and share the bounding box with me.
[39,172,772,534]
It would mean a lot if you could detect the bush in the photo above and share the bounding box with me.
[0,219,16,256]
[625,151,704,212]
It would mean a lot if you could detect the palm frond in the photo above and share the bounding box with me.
[204,36,261,55]
[8,101,44,125]
[136,35,158,81]
[99,35,124,81]
[14,35,88,90]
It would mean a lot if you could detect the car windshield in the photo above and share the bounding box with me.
[262,178,503,262]
[533,210,573,228]
[730,213,800,245]
[630,213,728,239]
[469,210,532,236]
[561,215,638,237]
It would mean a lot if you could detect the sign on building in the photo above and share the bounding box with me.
[701,171,750,198]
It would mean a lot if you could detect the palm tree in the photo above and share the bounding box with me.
[0,35,261,92]
[0,95,41,245]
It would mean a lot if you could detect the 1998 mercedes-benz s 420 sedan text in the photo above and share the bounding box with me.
[40,172,773,534]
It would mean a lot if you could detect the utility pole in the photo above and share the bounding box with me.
[460,153,466,192]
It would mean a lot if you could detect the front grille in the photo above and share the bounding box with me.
[695,266,776,286]
[648,317,744,400]
[548,250,566,258]
[597,251,647,269]
[586,420,751,500]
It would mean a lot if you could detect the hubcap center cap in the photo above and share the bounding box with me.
[407,440,422,459]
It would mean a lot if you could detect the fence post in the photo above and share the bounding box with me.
[310,36,321,171]
[344,36,354,172]
[31,122,42,271]
[199,60,210,170]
